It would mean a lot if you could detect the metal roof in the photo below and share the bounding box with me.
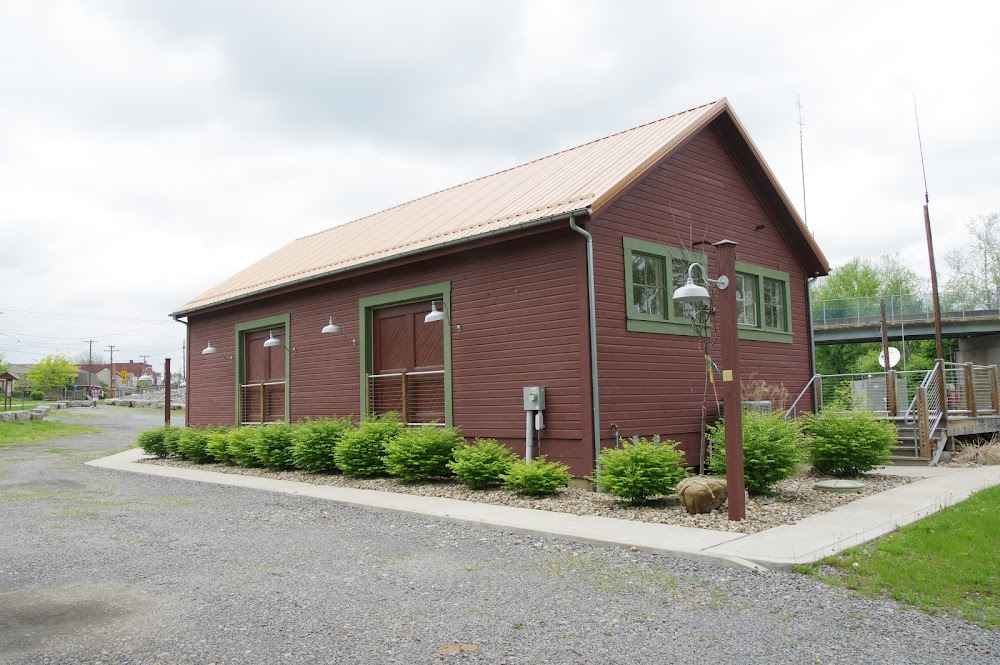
[174,98,825,316]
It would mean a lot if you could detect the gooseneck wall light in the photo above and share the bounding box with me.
[423,300,462,332]
[201,342,234,362]
[263,330,295,353]
[672,240,745,521]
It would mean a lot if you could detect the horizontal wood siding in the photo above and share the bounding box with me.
[186,229,590,474]
[591,123,815,464]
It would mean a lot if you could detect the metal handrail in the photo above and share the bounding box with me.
[367,370,445,426]
[785,374,820,419]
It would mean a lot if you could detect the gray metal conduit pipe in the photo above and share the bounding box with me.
[569,215,602,469]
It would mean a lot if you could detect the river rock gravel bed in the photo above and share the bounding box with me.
[141,457,912,534]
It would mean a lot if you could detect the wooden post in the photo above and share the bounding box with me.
[887,369,898,417]
[815,375,823,412]
[916,386,931,459]
[989,365,999,414]
[400,371,409,424]
[964,363,977,416]
[164,358,171,426]
[365,374,371,417]
[714,240,745,521]
[259,382,265,424]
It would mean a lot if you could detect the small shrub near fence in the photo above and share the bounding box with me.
[335,413,403,477]
[707,410,806,495]
[800,410,895,476]
[205,428,234,464]
[383,425,463,480]
[291,417,352,473]
[595,438,690,503]
[176,427,213,464]
[448,438,518,489]
[254,423,297,470]
[227,427,264,467]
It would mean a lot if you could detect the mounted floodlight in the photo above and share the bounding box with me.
[672,262,729,305]
[263,331,282,348]
[424,301,447,323]
[322,316,342,335]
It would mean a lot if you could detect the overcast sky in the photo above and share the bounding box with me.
[1,1,996,375]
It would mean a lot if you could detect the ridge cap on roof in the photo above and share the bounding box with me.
[292,99,726,244]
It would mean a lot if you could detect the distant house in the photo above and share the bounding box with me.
[90,362,156,391]
[173,99,829,475]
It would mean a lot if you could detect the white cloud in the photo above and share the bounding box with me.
[1,0,997,372]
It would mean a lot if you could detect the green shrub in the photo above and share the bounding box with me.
[502,457,571,496]
[163,425,182,457]
[253,423,296,470]
[291,417,352,472]
[205,427,234,464]
[176,427,213,463]
[227,427,264,467]
[707,410,805,495]
[30,390,44,401]
[449,438,519,489]
[137,426,170,458]
[595,438,690,503]
[383,425,463,480]
[800,410,896,476]
[335,413,403,477]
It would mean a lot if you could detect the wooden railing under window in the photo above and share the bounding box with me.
[367,370,445,426]
[240,380,286,425]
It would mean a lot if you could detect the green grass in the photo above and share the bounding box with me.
[0,420,100,448]
[2,400,46,411]
[795,485,1000,628]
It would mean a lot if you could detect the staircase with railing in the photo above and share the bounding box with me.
[786,361,1000,465]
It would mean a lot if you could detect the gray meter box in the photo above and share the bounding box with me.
[522,386,545,411]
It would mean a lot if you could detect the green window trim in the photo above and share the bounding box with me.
[358,282,453,426]
[734,261,793,344]
[623,237,707,336]
[622,237,793,344]
[234,313,292,425]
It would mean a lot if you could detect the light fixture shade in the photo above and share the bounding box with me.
[137,374,153,383]
[263,332,282,348]
[202,342,219,355]
[672,278,711,304]
[322,317,342,334]
[424,301,446,323]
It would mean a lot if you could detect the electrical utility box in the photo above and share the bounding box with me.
[522,386,546,411]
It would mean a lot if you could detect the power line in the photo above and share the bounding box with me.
[0,307,169,322]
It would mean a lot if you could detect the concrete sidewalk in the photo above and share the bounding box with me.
[88,449,1000,571]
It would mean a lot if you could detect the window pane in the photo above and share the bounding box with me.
[671,258,691,318]
[632,254,663,316]
[735,273,757,326]
[763,278,787,331]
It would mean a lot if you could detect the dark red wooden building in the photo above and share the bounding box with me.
[172,99,829,476]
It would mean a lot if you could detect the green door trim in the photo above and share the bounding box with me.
[235,313,292,425]
[359,282,452,425]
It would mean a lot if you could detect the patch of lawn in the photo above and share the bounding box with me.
[795,485,1000,628]
[0,420,100,448]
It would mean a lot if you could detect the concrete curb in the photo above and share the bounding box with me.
[87,449,1000,571]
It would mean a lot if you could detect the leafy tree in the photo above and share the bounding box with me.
[72,352,106,367]
[0,351,7,374]
[811,254,925,375]
[27,354,79,395]
[943,213,1000,310]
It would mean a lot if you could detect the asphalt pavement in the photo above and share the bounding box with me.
[1,405,997,664]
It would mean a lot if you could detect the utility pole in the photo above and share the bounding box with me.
[83,339,97,389]
[105,345,118,397]
[139,354,150,382]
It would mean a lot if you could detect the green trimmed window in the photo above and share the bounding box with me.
[734,262,793,343]
[623,237,793,343]
[623,237,706,336]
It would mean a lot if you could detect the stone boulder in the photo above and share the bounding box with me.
[676,476,728,514]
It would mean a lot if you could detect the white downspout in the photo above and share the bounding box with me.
[568,215,601,470]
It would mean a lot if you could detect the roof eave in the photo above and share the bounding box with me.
[170,207,593,318]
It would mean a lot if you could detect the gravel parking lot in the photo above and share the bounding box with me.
[1,406,997,664]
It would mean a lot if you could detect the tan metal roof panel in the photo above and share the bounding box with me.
[175,98,804,315]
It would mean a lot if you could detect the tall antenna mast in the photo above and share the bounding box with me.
[914,95,945,363]
[797,95,808,228]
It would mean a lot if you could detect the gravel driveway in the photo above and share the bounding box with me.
[1,406,996,664]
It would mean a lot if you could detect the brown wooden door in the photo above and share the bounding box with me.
[371,301,444,423]
[242,328,286,423]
